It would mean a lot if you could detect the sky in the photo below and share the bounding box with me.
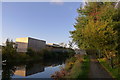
[0,2,2,45]
[2,2,83,45]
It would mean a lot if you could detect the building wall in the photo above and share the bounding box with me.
[16,37,46,52]
[16,37,28,52]
[16,42,28,52]
[28,37,46,52]
[50,47,67,53]
[16,37,28,43]
[46,45,68,53]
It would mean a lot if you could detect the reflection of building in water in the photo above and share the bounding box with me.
[26,64,44,76]
[14,66,26,76]
[14,64,44,76]
[14,60,64,77]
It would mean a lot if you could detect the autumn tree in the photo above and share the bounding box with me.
[70,2,120,68]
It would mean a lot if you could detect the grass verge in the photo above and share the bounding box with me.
[78,55,90,78]
[51,54,90,79]
[65,55,90,78]
[98,58,120,80]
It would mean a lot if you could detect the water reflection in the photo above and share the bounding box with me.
[2,59,65,80]
[14,63,45,77]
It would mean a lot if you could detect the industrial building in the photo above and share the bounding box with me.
[16,37,46,52]
[46,43,68,53]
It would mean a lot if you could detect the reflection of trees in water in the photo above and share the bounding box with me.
[2,58,66,79]
[26,61,44,70]
[43,58,66,67]
[2,63,16,80]
[25,59,65,76]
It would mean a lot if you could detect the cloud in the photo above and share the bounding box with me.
[50,0,64,5]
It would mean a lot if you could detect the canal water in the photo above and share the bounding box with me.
[2,59,66,80]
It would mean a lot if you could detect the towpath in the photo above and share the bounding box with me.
[88,55,114,79]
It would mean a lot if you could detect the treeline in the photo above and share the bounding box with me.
[2,39,75,62]
[70,2,120,78]
[43,48,75,60]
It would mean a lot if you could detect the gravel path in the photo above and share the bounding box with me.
[88,55,114,79]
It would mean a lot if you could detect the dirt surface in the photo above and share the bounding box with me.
[88,55,113,79]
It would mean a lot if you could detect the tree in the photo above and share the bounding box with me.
[26,48,35,57]
[70,2,120,68]
[68,40,76,49]
[2,39,17,61]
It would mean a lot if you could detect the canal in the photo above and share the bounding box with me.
[2,59,66,80]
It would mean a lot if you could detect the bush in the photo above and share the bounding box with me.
[26,48,35,56]
[65,56,77,71]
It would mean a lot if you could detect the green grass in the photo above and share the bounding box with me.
[68,59,82,78]
[78,55,90,78]
[64,55,90,79]
[51,55,90,79]
[98,58,120,80]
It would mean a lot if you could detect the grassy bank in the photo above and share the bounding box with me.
[51,54,90,79]
[78,55,90,78]
[98,58,120,80]
[65,55,90,78]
